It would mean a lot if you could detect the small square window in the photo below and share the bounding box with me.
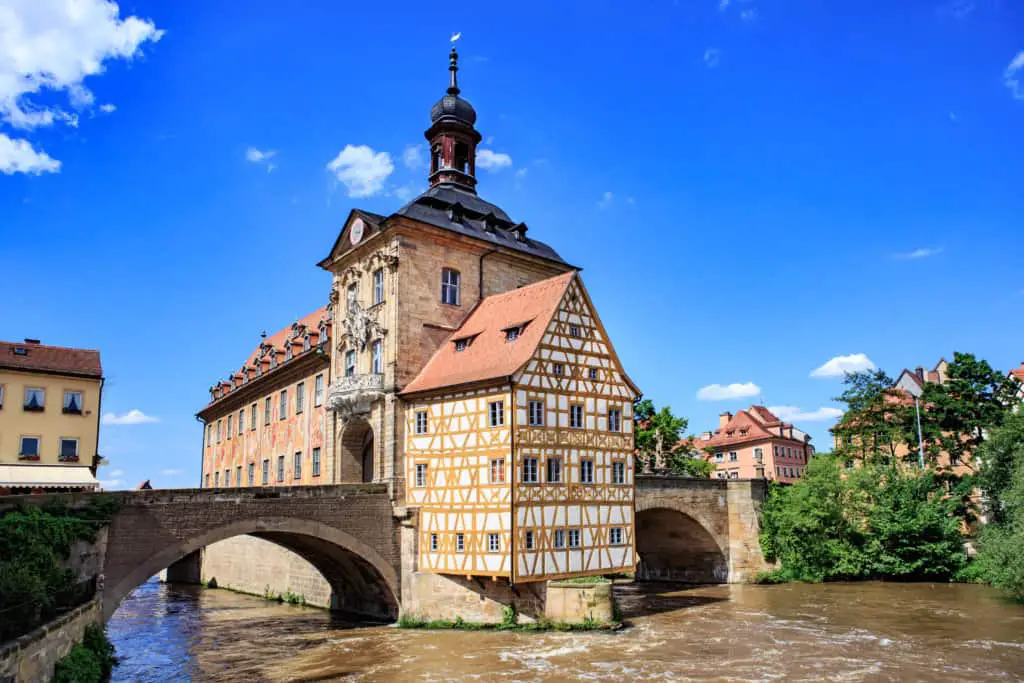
[59,438,78,461]
[570,404,583,429]
[455,532,465,553]
[569,324,580,338]
[610,527,624,545]
[524,530,535,550]
[63,391,83,414]
[488,533,500,553]
[415,411,428,435]
[715,452,724,463]
[522,457,539,483]
[553,529,566,549]
[729,451,738,462]
[430,533,439,551]
[488,400,504,427]
[568,529,581,548]
[24,387,45,411]
[553,363,564,376]
[415,462,428,487]
[588,368,598,380]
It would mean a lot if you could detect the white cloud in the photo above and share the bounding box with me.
[515,167,528,180]
[476,148,513,171]
[0,133,60,174]
[99,479,124,489]
[109,469,124,477]
[98,103,116,114]
[402,144,425,170]
[326,144,394,197]
[102,409,160,425]
[719,0,730,10]
[245,147,275,163]
[704,48,722,68]
[392,182,419,202]
[894,246,943,260]
[0,0,163,169]
[768,405,844,422]
[160,468,183,476]
[697,382,762,401]
[810,353,876,378]
[740,8,758,21]
[1005,51,1024,100]
[597,191,614,209]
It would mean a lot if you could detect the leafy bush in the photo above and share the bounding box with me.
[52,624,116,683]
[975,420,1024,600]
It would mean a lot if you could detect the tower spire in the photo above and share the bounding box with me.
[448,47,460,96]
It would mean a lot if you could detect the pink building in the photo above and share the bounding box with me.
[693,406,814,483]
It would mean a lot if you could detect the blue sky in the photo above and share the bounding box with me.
[2,0,1022,489]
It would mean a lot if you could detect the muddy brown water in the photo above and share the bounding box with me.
[108,578,1024,681]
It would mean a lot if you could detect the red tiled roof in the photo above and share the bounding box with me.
[1009,363,1024,382]
[401,271,577,395]
[244,308,328,368]
[0,340,102,379]
[748,405,781,425]
[698,406,806,449]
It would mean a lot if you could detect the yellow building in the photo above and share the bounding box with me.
[0,338,102,493]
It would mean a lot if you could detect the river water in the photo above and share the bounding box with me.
[109,578,1024,681]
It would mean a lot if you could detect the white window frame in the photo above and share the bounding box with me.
[277,455,285,482]
[294,452,302,479]
[490,458,505,484]
[580,458,594,484]
[570,404,583,429]
[715,452,724,463]
[524,530,535,550]
[371,340,383,374]
[522,457,539,483]
[441,268,460,305]
[24,387,45,410]
[610,527,624,545]
[238,409,245,435]
[608,408,621,432]
[227,414,233,438]
[312,447,321,477]
[63,390,83,413]
[279,390,287,420]
[568,529,581,548]
[488,400,504,427]
[314,374,324,406]
[488,533,500,553]
[415,411,428,435]
[247,463,255,486]
[344,350,356,377]
[528,400,544,426]
[372,268,385,305]
[729,451,738,462]
[265,397,272,425]
[455,532,465,553]
[546,457,562,483]
[58,437,78,461]
[262,459,270,484]
[612,461,626,485]
[415,462,428,487]
[553,529,566,549]
[430,533,439,552]
[296,382,305,414]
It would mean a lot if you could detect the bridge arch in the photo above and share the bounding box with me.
[104,516,399,622]
[634,502,728,584]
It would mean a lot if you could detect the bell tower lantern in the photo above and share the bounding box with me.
[425,47,482,193]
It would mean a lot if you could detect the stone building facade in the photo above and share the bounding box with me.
[194,47,638,618]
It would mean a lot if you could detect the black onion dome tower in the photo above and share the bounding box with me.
[425,46,482,193]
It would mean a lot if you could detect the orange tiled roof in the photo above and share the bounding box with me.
[698,407,805,449]
[401,271,577,395]
[1010,363,1024,382]
[748,405,781,426]
[0,340,102,379]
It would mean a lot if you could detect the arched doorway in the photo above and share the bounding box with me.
[635,508,728,583]
[103,517,400,622]
[338,420,374,483]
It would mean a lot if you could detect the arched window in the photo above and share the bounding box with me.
[441,268,460,305]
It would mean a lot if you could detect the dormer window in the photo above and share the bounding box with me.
[504,327,520,342]
[270,354,278,369]
[285,346,293,361]
[303,335,311,352]
[448,203,464,223]
[13,346,27,356]
[256,363,263,377]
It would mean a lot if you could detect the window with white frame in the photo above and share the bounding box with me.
[314,374,324,406]
[24,387,44,411]
[373,268,384,305]
[568,529,581,548]
[488,400,504,427]
[238,409,245,435]
[214,472,220,487]
[488,533,500,553]
[279,390,287,419]
[345,350,356,377]
[312,447,321,476]
[753,447,763,463]
[441,268,460,305]
[610,527,624,545]
[63,390,83,414]
[546,457,562,483]
[262,459,270,484]
[277,455,285,482]
[570,404,583,429]
[368,340,381,374]
[59,438,78,461]
[303,335,310,352]
[490,458,505,484]
[715,452,724,462]
[216,420,222,443]
[294,452,302,479]
[612,461,626,484]
[608,408,621,432]
[227,414,233,438]
[580,458,594,484]
[415,411,428,434]
[524,530,535,550]
[729,451,738,462]
[528,400,544,426]
[430,533,439,551]
[522,457,539,483]
[455,532,465,553]
[250,403,257,430]
[206,425,212,446]
[553,529,566,549]
[248,463,255,486]
[265,397,272,425]
[296,382,305,414]
[415,463,428,487]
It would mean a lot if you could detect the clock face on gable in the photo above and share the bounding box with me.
[350,218,365,246]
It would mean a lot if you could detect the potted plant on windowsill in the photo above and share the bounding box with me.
[18,453,40,461]
[23,404,44,413]
[62,407,83,415]
[58,455,80,463]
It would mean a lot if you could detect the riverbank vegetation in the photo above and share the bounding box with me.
[396,606,618,632]
[760,353,1024,592]
[0,496,119,643]
[51,624,116,683]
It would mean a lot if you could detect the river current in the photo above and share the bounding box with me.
[108,578,1024,681]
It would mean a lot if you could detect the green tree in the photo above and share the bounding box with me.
[976,411,1024,524]
[912,352,1018,471]
[975,412,1024,598]
[831,369,906,465]
[634,399,706,477]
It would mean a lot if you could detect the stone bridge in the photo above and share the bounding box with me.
[67,484,401,622]
[635,476,769,583]
[1,478,768,624]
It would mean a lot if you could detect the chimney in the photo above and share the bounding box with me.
[719,412,732,428]
[915,366,925,382]
[701,431,713,441]
[24,338,41,345]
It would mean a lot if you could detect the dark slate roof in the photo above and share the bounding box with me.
[394,185,567,265]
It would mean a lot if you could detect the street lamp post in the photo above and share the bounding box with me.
[906,382,926,469]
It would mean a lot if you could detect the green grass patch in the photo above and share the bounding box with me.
[396,613,619,632]
[554,575,612,584]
